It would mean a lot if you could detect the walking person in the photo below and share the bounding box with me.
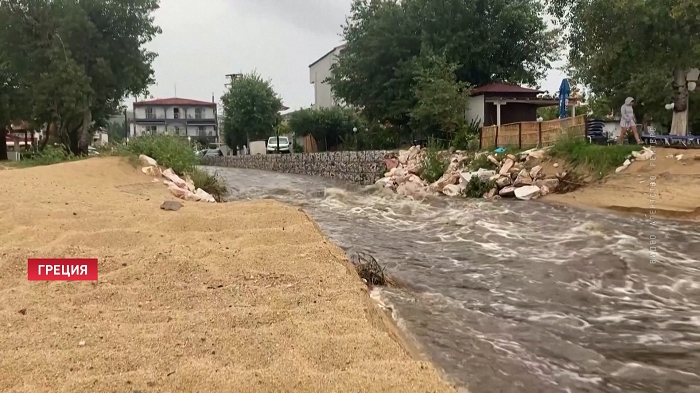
[618,97,641,145]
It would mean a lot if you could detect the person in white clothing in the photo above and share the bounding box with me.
[618,97,641,144]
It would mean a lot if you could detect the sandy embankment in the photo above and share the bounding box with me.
[544,147,700,221]
[0,157,454,393]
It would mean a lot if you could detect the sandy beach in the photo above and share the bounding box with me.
[544,147,700,221]
[0,157,454,393]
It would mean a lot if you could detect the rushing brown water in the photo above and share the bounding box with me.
[207,166,700,393]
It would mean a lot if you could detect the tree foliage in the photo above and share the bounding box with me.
[0,0,160,156]
[330,0,558,135]
[221,72,283,150]
[287,107,363,151]
[409,50,470,138]
[549,0,700,134]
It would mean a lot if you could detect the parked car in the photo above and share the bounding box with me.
[203,148,224,157]
[266,136,291,153]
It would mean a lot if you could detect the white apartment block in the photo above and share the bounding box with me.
[309,44,344,108]
[132,97,218,141]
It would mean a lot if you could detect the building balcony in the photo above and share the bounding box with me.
[133,115,216,125]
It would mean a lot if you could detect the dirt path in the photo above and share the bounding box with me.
[545,147,700,221]
[0,157,454,393]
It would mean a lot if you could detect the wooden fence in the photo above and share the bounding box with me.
[479,115,587,150]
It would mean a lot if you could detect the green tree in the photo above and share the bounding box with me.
[549,0,700,135]
[106,120,127,143]
[0,0,160,155]
[287,107,363,151]
[221,72,283,150]
[330,0,558,134]
[409,50,469,139]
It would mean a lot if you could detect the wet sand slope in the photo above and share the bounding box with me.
[0,157,454,393]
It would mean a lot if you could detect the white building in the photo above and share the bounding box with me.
[309,44,345,108]
[132,97,218,142]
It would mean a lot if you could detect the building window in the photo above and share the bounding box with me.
[174,126,180,136]
[146,126,157,134]
[195,108,203,119]
[198,126,205,136]
[208,130,214,136]
[145,107,154,119]
[173,108,180,119]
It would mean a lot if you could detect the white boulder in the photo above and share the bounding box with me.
[138,155,158,167]
[514,185,541,200]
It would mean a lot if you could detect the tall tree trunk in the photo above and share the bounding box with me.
[77,109,92,155]
[0,125,8,161]
[670,67,689,136]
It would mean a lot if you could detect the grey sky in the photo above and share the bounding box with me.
[140,0,566,111]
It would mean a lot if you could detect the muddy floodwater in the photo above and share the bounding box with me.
[207,166,700,393]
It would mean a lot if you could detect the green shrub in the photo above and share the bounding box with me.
[468,153,498,171]
[462,177,496,198]
[125,134,197,174]
[549,136,641,179]
[450,119,480,151]
[421,138,449,183]
[188,168,228,202]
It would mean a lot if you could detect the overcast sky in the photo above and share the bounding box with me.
[139,0,566,111]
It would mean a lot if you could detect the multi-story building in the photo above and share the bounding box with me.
[132,97,218,142]
[309,44,344,108]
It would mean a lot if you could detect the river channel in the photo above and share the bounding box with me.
[207,166,700,393]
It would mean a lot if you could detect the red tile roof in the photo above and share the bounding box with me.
[471,82,542,95]
[133,98,216,107]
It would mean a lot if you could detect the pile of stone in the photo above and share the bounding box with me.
[139,155,216,203]
[376,145,434,199]
[477,148,561,201]
[374,145,562,201]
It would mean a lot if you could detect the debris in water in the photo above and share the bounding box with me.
[351,252,393,287]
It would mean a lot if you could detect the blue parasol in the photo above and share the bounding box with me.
[558,79,570,119]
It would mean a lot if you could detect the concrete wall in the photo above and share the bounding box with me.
[203,150,389,185]
[310,47,343,109]
[465,95,485,127]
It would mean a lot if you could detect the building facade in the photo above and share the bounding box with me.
[309,45,344,109]
[132,98,218,142]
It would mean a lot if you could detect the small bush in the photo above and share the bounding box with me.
[468,153,498,171]
[188,168,228,202]
[422,138,449,183]
[549,136,641,179]
[462,177,496,198]
[125,134,197,174]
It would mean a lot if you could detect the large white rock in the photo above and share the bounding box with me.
[139,154,158,167]
[141,166,160,177]
[529,165,542,179]
[514,185,541,200]
[499,159,515,175]
[184,175,196,193]
[195,188,216,203]
[632,149,654,161]
[442,184,465,197]
[499,186,516,197]
[162,168,188,190]
[459,168,496,183]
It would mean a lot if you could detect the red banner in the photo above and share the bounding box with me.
[27,259,98,281]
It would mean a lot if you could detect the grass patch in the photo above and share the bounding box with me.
[421,138,449,183]
[188,168,228,202]
[123,134,227,201]
[548,137,641,180]
[9,145,80,168]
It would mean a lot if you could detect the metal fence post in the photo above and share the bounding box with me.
[538,122,543,146]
